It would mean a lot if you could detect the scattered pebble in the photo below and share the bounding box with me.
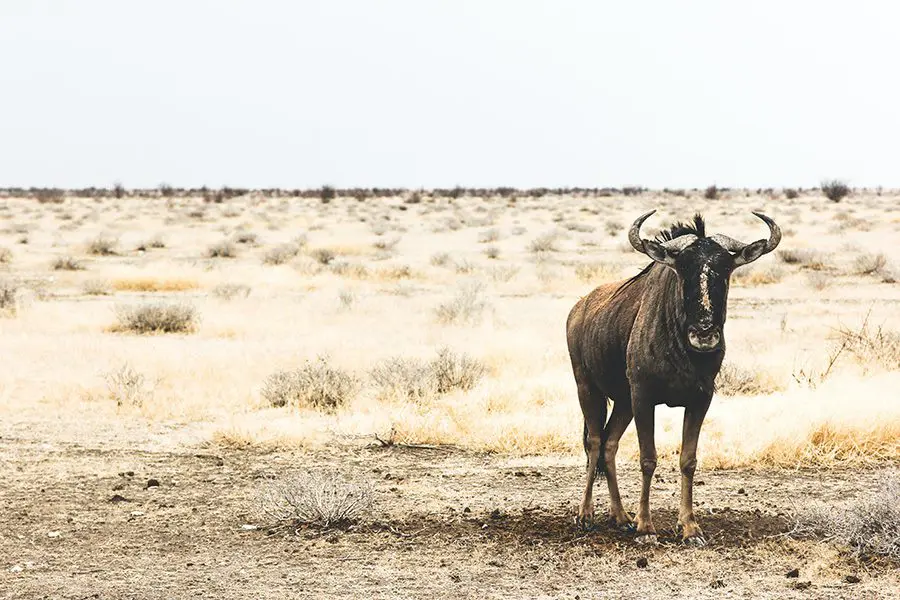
[737,487,746,495]
[489,509,503,520]
[47,531,60,538]
[108,494,129,503]
[240,524,258,531]
[636,557,649,568]
[9,565,23,573]
[844,575,860,584]
[793,581,812,590]
[710,579,725,589]
[130,510,145,517]
[146,479,160,489]
[785,568,799,578]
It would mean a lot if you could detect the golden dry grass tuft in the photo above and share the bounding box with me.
[111,277,199,292]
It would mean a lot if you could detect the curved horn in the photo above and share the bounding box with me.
[661,234,698,252]
[751,211,782,254]
[628,209,657,254]
[711,212,782,267]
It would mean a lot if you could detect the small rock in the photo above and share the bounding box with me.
[126,471,134,477]
[9,565,23,573]
[695,480,705,486]
[792,581,812,590]
[487,559,503,567]
[785,568,800,578]
[108,494,129,503]
[514,471,526,477]
[47,531,61,538]
[240,524,258,531]
[489,508,503,520]
[146,479,160,489]
[636,557,649,568]
[463,507,471,514]
[844,575,860,584]
[737,487,746,495]
[710,580,725,589]
[130,510,145,517]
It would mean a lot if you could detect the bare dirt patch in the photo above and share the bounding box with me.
[1,425,895,599]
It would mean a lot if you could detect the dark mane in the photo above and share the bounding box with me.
[655,214,705,242]
[611,214,706,297]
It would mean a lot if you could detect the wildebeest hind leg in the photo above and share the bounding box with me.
[574,372,606,530]
[603,399,634,530]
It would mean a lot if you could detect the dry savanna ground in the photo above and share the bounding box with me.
[1,189,899,599]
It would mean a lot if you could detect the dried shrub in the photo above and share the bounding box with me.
[715,363,782,396]
[484,246,500,260]
[836,317,900,372]
[791,472,900,559]
[52,256,85,271]
[435,281,488,325]
[111,278,197,293]
[528,232,559,253]
[370,357,436,401]
[821,179,851,203]
[430,252,451,267]
[488,265,519,283]
[337,288,356,310]
[805,272,831,291]
[263,244,300,265]
[777,248,825,269]
[430,347,486,394]
[257,470,373,529]
[207,240,238,259]
[114,302,199,334]
[478,228,500,243]
[784,188,799,200]
[233,231,259,245]
[82,279,112,296]
[261,356,359,412]
[104,363,147,407]
[604,221,623,237]
[575,262,620,284]
[731,265,784,286]
[0,246,11,264]
[373,236,401,252]
[87,234,118,256]
[310,248,336,265]
[704,185,719,200]
[212,283,251,300]
[0,280,18,315]
[852,252,887,276]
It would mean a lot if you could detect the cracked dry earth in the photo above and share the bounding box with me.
[1,421,897,600]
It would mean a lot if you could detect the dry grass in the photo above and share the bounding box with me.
[791,472,900,559]
[435,281,488,325]
[52,255,85,271]
[111,278,198,292]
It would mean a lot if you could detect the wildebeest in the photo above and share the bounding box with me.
[566,210,781,545]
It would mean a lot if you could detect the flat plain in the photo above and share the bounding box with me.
[1,189,898,599]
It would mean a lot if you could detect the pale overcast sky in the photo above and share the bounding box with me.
[1,1,898,189]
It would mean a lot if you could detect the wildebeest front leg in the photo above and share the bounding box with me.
[678,399,710,546]
[633,400,657,543]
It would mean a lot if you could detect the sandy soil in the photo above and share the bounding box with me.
[1,411,896,600]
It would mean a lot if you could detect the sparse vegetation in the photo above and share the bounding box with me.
[263,243,300,265]
[435,281,488,325]
[87,234,118,256]
[52,256,85,271]
[715,363,782,396]
[206,240,238,258]
[212,283,251,300]
[821,179,851,203]
[104,363,147,407]
[370,356,436,401]
[113,303,199,334]
[784,188,799,200]
[0,246,11,264]
[261,356,359,411]
[704,185,719,200]
[0,280,18,315]
[82,279,112,296]
[528,232,559,253]
[310,248,336,265]
[257,470,373,529]
[429,347,486,394]
[791,472,900,559]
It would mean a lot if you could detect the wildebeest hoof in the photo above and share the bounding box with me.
[683,534,706,547]
[635,533,658,545]
[611,519,636,533]
[576,516,597,531]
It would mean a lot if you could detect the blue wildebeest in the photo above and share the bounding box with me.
[566,210,781,544]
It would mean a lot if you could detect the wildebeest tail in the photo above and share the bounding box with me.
[582,399,609,476]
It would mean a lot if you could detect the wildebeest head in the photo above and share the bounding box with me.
[628,210,781,352]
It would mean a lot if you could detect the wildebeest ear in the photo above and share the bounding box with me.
[642,240,678,267]
[734,239,768,267]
